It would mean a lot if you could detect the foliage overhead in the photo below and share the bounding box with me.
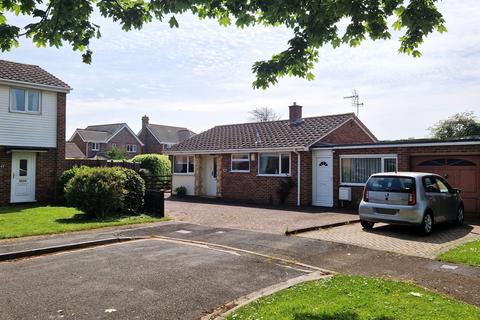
[105,147,128,160]
[0,0,446,88]
[430,111,480,140]
[249,106,281,122]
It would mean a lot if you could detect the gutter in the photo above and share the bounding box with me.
[0,79,72,93]
[165,146,309,155]
[311,140,480,150]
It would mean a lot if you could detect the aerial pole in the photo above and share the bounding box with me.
[344,89,364,116]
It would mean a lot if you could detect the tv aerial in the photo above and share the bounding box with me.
[344,89,364,116]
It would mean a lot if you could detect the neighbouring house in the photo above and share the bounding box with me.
[65,142,86,159]
[137,115,195,154]
[166,102,480,219]
[69,123,144,159]
[0,59,70,205]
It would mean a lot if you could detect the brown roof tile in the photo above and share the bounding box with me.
[0,60,70,90]
[168,113,355,153]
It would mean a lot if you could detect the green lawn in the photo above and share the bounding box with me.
[438,239,480,268]
[227,275,480,320]
[0,206,168,239]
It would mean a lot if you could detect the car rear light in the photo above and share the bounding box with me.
[363,188,369,202]
[408,190,416,205]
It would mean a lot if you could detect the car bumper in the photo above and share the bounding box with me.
[358,201,424,225]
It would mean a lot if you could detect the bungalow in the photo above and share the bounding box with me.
[167,103,480,219]
[0,59,70,205]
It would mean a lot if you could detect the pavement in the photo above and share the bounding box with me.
[0,236,320,320]
[166,197,358,234]
[299,222,480,258]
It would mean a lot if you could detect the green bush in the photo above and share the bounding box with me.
[132,154,171,176]
[66,167,125,219]
[277,178,295,205]
[105,147,127,160]
[58,166,89,203]
[174,186,187,197]
[117,168,145,214]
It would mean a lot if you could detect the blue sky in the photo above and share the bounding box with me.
[2,1,479,140]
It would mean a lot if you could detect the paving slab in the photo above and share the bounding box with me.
[166,198,358,234]
[298,222,480,258]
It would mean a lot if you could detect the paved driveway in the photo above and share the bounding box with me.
[299,222,480,258]
[0,238,312,320]
[166,198,357,234]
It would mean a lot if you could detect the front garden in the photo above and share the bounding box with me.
[438,238,480,268]
[227,275,480,320]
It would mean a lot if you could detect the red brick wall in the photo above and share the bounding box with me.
[321,119,375,145]
[331,144,480,211]
[107,127,141,158]
[142,128,164,154]
[219,151,312,206]
[71,133,88,157]
[0,148,11,205]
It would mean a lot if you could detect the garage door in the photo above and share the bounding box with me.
[412,156,479,218]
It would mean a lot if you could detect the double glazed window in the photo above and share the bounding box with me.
[231,154,250,172]
[173,155,195,174]
[341,155,397,185]
[127,144,137,153]
[10,88,40,113]
[91,143,100,151]
[259,153,290,176]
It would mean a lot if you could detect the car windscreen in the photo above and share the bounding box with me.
[366,176,416,193]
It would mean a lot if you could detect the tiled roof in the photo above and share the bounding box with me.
[147,124,195,144]
[76,129,111,142]
[85,123,125,135]
[168,113,355,153]
[0,60,71,90]
[65,142,86,159]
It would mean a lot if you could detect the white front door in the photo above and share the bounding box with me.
[203,156,217,197]
[313,151,333,207]
[11,152,36,203]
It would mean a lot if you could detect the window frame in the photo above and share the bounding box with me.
[257,152,291,177]
[91,143,100,151]
[230,153,250,173]
[9,87,42,115]
[173,155,195,175]
[126,144,137,153]
[340,154,398,186]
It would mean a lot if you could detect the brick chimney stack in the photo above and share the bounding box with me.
[142,115,149,129]
[289,102,303,124]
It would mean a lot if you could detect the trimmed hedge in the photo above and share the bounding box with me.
[64,167,145,219]
[131,154,171,176]
[58,165,89,203]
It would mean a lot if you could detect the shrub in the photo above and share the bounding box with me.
[65,167,126,219]
[117,168,145,214]
[132,154,171,176]
[277,178,295,205]
[58,166,89,203]
[174,186,187,197]
[105,147,127,160]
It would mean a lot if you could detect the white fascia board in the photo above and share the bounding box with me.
[165,146,308,155]
[106,125,145,146]
[312,141,480,150]
[0,79,72,93]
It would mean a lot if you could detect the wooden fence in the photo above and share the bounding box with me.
[65,159,141,171]
[143,175,172,192]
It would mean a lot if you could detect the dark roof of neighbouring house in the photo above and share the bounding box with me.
[145,124,196,144]
[167,113,366,153]
[0,59,71,91]
[65,142,86,159]
[311,137,480,148]
[71,123,144,145]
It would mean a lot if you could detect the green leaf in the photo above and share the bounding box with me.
[168,16,179,28]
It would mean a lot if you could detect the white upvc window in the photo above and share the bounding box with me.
[91,143,100,151]
[340,154,397,186]
[258,153,290,176]
[127,144,137,153]
[231,153,250,172]
[10,88,41,114]
[173,155,195,174]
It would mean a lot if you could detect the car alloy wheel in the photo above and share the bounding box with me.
[360,220,374,230]
[422,213,433,235]
[456,207,464,225]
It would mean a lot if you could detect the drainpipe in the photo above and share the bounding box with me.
[294,151,301,206]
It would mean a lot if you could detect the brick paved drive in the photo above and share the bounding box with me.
[299,222,480,258]
[166,197,357,234]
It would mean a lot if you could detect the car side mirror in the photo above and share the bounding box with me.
[450,188,461,194]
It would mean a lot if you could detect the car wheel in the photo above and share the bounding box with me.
[360,220,375,230]
[455,207,464,226]
[420,212,434,235]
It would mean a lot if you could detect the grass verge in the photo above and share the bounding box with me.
[227,275,480,320]
[0,206,168,239]
[438,239,480,268]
